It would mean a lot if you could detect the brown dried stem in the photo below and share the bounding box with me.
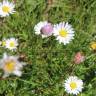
[43,0,54,20]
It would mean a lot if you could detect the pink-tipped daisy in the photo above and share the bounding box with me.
[34,21,53,38]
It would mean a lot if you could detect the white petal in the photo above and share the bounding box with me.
[13,70,22,77]
[3,72,9,78]
[3,53,8,59]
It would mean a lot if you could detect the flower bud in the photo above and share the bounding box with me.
[41,23,53,36]
[74,52,85,64]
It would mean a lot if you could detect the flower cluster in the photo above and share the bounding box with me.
[0,0,95,96]
[34,21,75,45]
[0,37,26,78]
[0,1,26,78]
[34,21,85,95]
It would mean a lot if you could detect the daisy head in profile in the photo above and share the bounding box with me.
[64,76,83,95]
[0,53,26,78]
[74,52,85,64]
[53,22,75,45]
[5,38,18,51]
[34,21,53,38]
[0,0,15,17]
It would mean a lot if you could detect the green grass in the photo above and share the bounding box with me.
[0,0,96,96]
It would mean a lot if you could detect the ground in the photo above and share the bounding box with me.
[0,0,96,96]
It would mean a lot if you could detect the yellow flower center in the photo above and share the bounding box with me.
[10,42,15,47]
[70,82,77,90]
[91,43,96,50]
[4,60,15,72]
[2,6,10,13]
[59,29,68,37]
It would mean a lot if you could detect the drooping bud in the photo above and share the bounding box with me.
[74,52,85,64]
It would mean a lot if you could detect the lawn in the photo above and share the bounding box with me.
[0,0,96,96]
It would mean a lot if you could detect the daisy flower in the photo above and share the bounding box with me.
[0,0,15,17]
[64,76,83,95]
[5,38,18,51]
[91,42,96,50]
[53,22,75,45]
[34,21,53,38]
[0,53,26,78]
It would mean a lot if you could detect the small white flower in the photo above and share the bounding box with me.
[5,38,18,51]
[53,22,75,45]
[34,21,53,38]
[0,0,15,17]
[0,53,26,78]
[64,76,83,95]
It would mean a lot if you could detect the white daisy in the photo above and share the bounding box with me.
[34,21,53,38]
[0,0,15,17]
[64,76,83,95]
[53,22,74,45]
[5,38,18,51]
[0,53,26,78]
